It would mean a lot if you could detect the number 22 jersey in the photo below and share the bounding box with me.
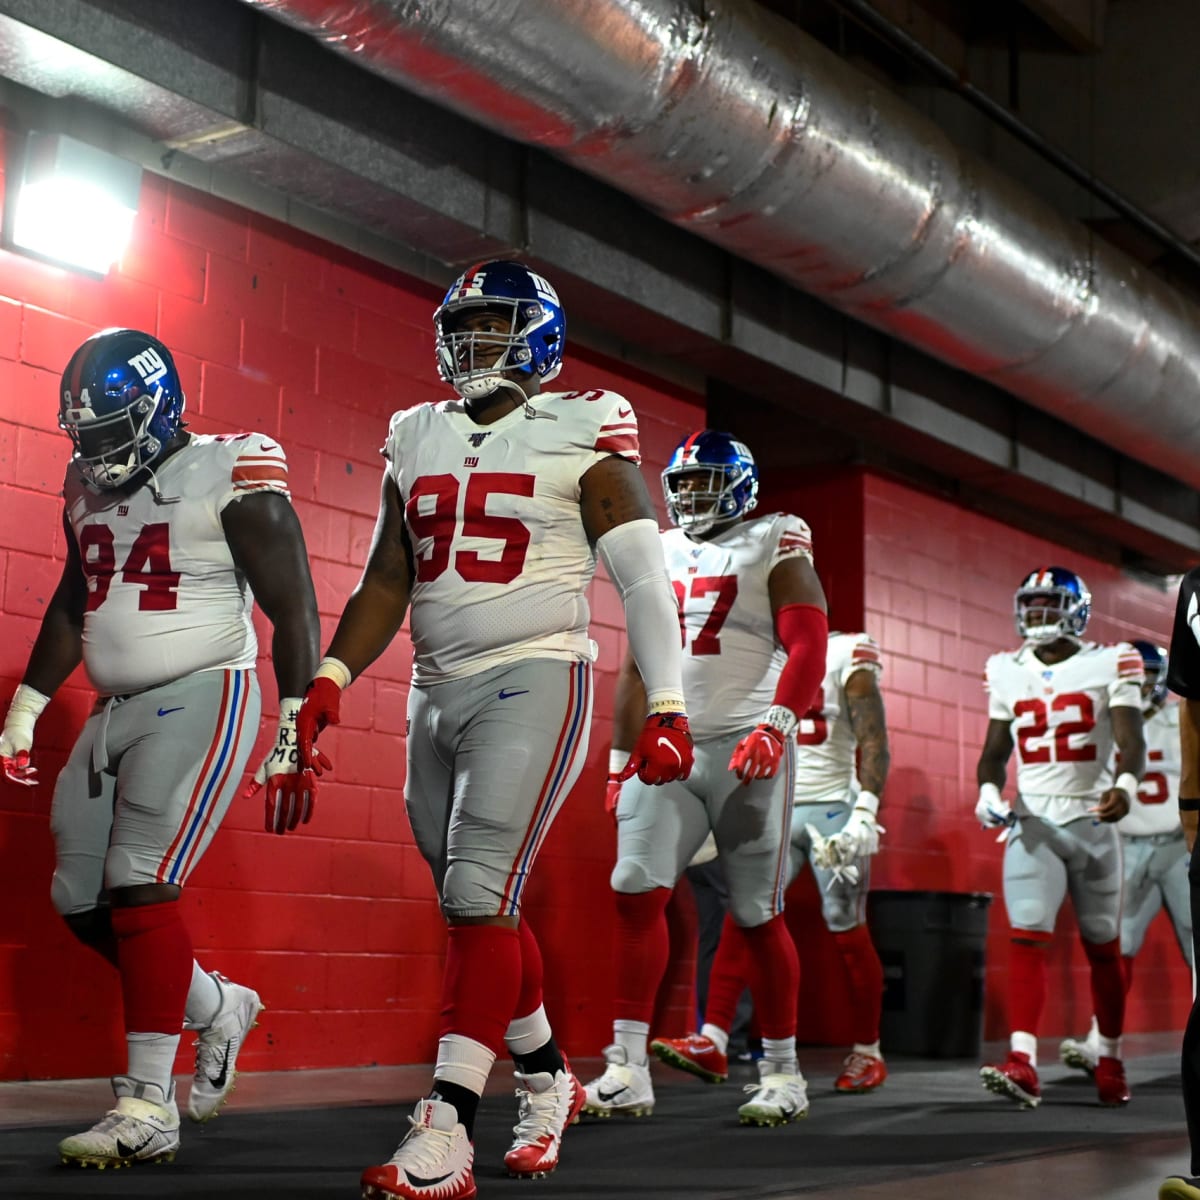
[984,640,1143,821]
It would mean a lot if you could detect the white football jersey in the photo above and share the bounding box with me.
[1118,701,1182,837]
[662,512,814,740]
[384,388,640,684]
[793,632,883,804]
[985,640,1143,821]
[64,433,290,695]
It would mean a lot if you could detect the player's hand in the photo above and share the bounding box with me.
[806,824,861,889]
[975,790,1015,833]
[835,807,885,860]
[1091,786,1131,823]
[617,712,694,785]
[297,677,341,776]
[728,723,786,784]
[244,699,319,833]
[604,774,622,824]
[0,684,50,787]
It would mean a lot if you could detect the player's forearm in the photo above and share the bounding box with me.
[22,590,83,698]
[269,609,320,698]
[611,654,648,753]
[976,756,1007,789]
[857,738,890,797]
[324,576,409,684]
[1182,810,1198,854]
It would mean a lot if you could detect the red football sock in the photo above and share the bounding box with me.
[1007,937,1049,1035]
[441,924,522,1055]
[613,888,672,1024]
[1083,937,1126,1039]
[111,901,193,1033]
[514,920,545,1019]
[1122,954,1135,994]
[833,925,885,1045]
[705,913,750,1031]
[740,914,799,1040]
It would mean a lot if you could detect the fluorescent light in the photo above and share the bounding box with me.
[8,133,141,276]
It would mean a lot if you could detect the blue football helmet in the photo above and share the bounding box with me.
[434,260,565,401]
[59,328,185,490]
[662,430,759,536]
[1014,566,1091,642]
[1130,639,1169,710]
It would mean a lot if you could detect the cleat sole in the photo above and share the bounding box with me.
[979,1067,1040,1109]
[581,1102,653,1118]
[1060,1046,1097,1075]
[650,1042,727,1084]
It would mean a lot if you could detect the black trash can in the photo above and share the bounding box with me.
[866,890,992,1058]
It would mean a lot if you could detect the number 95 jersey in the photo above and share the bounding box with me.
[984,641,1143,816]
[64,433,290,696]
[662,512,814,740]
[383,390,640,685]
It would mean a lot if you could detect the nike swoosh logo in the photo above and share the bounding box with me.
[498,688,529,700]
[157,706,185,717]
[617,406,632,418]
[826,809,842,820]
[406,1171,455,1187]
[115,1133,154,1157]
[656,737,682,765]
[260,442,279,452]
[208,1044,231,1090]
[596,1087,627,1102]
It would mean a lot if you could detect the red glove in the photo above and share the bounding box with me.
[728,724,786,784]
[297,676,341,776]
[256,769,319,835]
[617,712,694,786]
[605,774,622,824]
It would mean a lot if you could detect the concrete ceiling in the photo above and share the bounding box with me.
[0,0,1195,577]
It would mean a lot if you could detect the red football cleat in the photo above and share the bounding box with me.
[649,1032,728,1083]
[833,1052,888,1093]
[979,1051,1041,1108]
[503,1060,586,1179]
[1095,1055,1131,1107]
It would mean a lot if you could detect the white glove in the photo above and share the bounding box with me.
[806,823,861,889]
[244,699,318,834]
[975,782,1015,841]
[0,684,50,786]
[834,793,885,860]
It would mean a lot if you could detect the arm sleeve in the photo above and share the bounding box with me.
[770,603,829,719]
[596,518,685,712]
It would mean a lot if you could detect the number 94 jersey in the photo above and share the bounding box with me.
[662,512,813,740]
[984,641,1143,816]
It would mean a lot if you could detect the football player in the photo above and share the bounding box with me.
[0,329,320,1166]
[652,631,891,1094]
[294,261,693,1200]
[1060,639,1190,1075]
[583,430,828,1127]
[1159,571,1200,1200]
[975,567,1145,1109]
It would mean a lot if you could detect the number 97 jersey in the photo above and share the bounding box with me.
[984,641,1143,814]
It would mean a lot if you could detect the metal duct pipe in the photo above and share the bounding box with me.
[238,0,1200,486]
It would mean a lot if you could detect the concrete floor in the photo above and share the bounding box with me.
[0,1035,1190,1199]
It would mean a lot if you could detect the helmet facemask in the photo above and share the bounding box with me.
[1014,585,1088,643]
[663,464,757,536]
[435,298,561,401]
[60,389,169,490]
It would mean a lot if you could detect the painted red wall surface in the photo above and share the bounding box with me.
[0,122,1191,1081]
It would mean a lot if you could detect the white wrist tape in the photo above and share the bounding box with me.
[609,748,629,775]
[3,684,50,746]
[1115,772,1140,799]
[978,782,1003,808]
[261,698,303,777]
[853,790,880,817]
[763,705,798,739]
[314,656,352,689]
[596,519,685,711]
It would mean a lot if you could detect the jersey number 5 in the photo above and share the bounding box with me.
[78,524,180,612]
[1012,692,1097,763]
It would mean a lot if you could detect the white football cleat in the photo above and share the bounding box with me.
[59,1076,180,1168]
[581,1044,655,1117]
[186,972,263,1123]
[504,1061,586,1178]
[361,1098,476,1200]
[737,1059,810,1126]
[1059,1035,1099,1075]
